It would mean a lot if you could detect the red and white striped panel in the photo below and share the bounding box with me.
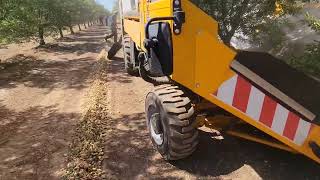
[213,75,312,146]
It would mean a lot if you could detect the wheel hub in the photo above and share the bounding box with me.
[150,113,164,145]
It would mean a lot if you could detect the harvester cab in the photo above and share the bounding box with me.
[118,0,320,164]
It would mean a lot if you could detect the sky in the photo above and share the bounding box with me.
[96,0,116,11]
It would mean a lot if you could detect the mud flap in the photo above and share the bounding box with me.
[107,35,123,59]
[107,42,122,59]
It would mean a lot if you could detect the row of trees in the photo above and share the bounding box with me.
[191,0,301,46]
[289,11,320,78]
[191,0,319,78]
[0,0,109,45]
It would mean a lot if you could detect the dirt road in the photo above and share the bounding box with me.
[103,51,320,179]
[0,25,107,179]
[1,24,320,179]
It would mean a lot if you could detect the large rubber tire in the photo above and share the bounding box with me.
[123,35,139,76]
[145,84,199,160]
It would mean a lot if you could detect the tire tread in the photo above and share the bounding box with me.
[151,84,199,160]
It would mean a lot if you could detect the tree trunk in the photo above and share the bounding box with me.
[58,27,64,38]
[69,26,74,34]
[38,26,45,46]
[84,23,87,29]
[78,24,81,31]
[87,22,90,27]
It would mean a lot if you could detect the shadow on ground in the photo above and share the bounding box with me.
[0,26,109,90]
[0,45,8,50]
[37,42,104,56]
[0,25,108,180]
[0,103,80,179]
[106,58,133,84]
[174,132,320,179]
[38,26,108,56]
[0,55,95,90]
[103,112,320,179]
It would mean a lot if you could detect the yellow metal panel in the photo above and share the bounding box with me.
[171,0,236,91]
[123,19,141,44]
[172,0,320,164]
[139,0,147,49]
[195,31,236,96]
[148,7,172,19]
[306,125,320,163]
[147,0,171,11]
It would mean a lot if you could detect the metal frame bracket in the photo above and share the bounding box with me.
[173,0,185,35]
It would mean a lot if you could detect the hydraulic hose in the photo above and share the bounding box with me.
[138,53,171,85]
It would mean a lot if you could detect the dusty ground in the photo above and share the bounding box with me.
[0,25,107,179]
[1,23,320,180]
[103,49,320,179]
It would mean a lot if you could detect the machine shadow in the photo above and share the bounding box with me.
[103,110,320,179]
[172,130,320,179]
[103,112,186,180]
[106,57,134,84]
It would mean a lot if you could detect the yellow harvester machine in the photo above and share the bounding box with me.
[118,0,320,164]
